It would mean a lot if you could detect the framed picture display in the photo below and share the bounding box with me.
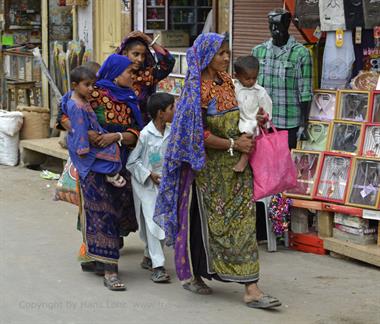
[299,121,331,151]
[336,90,370,122]
[285,150,322,199]
[360,124,380,158]
[309,90,337,121]
[328,121,363,155]
[313,153,352,203]
[346,157,380,209]
[369,90,380,123]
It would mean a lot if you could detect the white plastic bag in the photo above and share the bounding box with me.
[0,110,23,166]
[0,110,23,136]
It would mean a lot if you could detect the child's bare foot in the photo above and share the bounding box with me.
[106,173,126,188]
[233,154,249,172]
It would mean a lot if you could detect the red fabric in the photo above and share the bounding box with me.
[249,124,297,201]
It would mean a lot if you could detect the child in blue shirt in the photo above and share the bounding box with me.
[63,66,126,187]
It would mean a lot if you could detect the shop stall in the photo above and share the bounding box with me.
[0,0,42,110]
[283,0,380,267]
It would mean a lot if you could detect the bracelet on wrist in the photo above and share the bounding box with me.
[116,132,123,146]
[227,138,235,156]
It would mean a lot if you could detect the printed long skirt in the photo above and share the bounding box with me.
[175,109,259,282]
[80,171,137,264]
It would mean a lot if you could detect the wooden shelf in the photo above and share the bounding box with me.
[324,237,380,267]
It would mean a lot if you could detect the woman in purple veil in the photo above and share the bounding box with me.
[154,33,281,309]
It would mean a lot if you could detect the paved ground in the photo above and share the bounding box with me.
[1,165,379,324]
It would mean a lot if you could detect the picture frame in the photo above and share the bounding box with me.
[309,90,338,121]
[369,90,380,123]
[298,121,331,151]
[360,123,380,158]
[336,90,370,122]
[285,150,322,199]
[346,157,380,209]
[313,152,353,204]
[328,121,363,155]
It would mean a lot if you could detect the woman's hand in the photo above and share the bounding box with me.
[61,119,72,131]
[94,133,118,148]
[88,130,100,146]
[234,134,254,154]
[127,30,152,44]
[150,172,161,185]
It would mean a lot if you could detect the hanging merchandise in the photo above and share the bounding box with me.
[268,194,292,237]
[343,0,365,30]
[294,0,320,29]
[321,31,355,89]
[351,70,380,91]
[319,0,346,31]
[362,0,380,29]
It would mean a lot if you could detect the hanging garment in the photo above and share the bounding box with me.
[344,0,365,29]
[295,0,320,29]
[319,0,346,31]
[309,91,337,121]
[362,0,380,29]
[321,31,355,90]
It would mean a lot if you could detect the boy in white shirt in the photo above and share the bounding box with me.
[233,55,272,172]
[126,93,175,283]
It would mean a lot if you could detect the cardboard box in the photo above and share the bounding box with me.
[154,30,189,48]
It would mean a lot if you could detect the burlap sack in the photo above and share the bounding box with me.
[16,105,50,140]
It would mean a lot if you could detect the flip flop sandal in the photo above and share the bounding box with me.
[140,257,152,271]
[183,280,212,295]
[103,275,126,291]
[246,295,281,309]
[151,268,170,283]
[40,170,60,180]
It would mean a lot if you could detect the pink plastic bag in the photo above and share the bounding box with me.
[249,124,297,201]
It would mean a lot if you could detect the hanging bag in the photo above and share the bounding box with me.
[54,157,80,206]
[249,123,297,201]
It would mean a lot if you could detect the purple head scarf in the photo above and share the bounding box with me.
[154,33,225,245]
[95,54,143,128]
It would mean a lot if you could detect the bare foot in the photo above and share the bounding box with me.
[243,283,264,303]
[233,154,249,173]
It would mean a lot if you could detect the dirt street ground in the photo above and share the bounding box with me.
[0,165,379,324]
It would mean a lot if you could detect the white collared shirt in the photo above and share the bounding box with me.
[126,121,171,240]
[234,79,272,134]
